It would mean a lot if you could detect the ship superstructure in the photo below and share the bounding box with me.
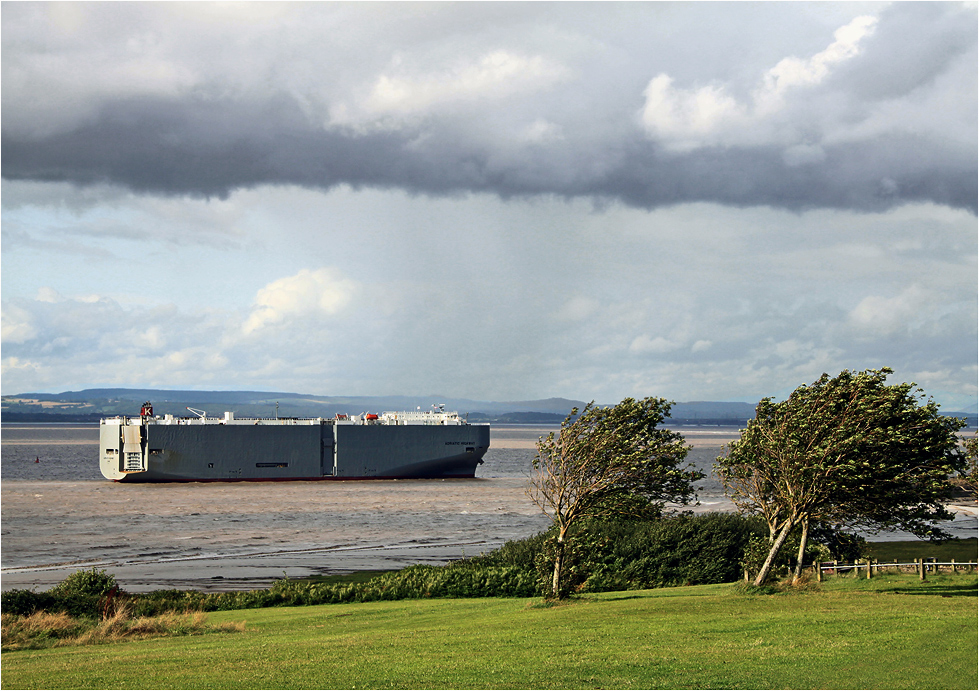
[100,403,490,482]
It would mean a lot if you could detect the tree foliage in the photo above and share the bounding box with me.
[528,397,703,598]
[715,368,967,585]
[960,434,978,499]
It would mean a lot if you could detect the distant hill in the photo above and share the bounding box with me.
[3,388,975,428]
[0,389,585,422]
[1,389,589,420]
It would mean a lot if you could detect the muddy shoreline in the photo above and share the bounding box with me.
[0,477,557,592]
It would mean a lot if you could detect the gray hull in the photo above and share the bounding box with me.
[100,420,490,482]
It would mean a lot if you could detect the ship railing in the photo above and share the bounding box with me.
[101,415,330,426]
[377,411,465,425]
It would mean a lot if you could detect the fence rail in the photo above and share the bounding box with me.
[812,558,976,581]
[745,558,977,582]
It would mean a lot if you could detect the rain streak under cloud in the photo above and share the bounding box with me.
[2,2,976,410]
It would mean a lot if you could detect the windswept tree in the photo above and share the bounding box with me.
[715,368,967,586]
[529,397,703,598]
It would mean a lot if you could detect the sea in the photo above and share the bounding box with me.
[1,423,974,592]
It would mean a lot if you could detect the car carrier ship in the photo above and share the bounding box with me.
[100,403,490,482]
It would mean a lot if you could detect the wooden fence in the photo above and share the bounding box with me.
[745,558,977,582]
[813,558,977,581]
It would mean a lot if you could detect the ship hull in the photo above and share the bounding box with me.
[100,420,490,482]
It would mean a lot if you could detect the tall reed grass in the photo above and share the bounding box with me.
[1,602,244,651]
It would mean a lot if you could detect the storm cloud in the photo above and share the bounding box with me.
[3,2,975,212]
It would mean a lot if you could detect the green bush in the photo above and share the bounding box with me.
[468,531,550,571]
[3,569,120,618]
[1,589,57,617]
[540,513,768,594]
[369,563,539,599]
[128,590,210,617]
[49,569,117,599]
[125,563,539,616]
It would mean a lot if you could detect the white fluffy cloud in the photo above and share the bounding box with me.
[0,304,37,343]
[640,15,879,152]
[849,285,933,337]
[759,16,878,103]
[243,268,356,335]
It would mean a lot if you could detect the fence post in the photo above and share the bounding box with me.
[951,558,956,574]
[918,558,926,581]
[816,561,822,582]
[867,558,872,579]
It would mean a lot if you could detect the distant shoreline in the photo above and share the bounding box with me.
[4,413,976,429]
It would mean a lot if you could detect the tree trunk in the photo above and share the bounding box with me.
[753,518,794,586]
[792,516,809,583]
[551,526,567,599]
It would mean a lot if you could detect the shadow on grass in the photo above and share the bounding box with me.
[593,594,646,602]
[878,584,978,597]
[524,598,576,609]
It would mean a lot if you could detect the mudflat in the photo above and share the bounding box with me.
[0,477,556,592]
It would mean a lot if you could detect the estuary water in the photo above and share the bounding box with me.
[1,423,974,592]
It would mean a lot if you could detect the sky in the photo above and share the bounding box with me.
[1,1,976,410]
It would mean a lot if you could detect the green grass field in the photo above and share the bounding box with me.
[2,572,975,690]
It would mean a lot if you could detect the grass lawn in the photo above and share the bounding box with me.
[2,573,975,690]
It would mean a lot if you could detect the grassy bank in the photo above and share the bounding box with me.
[2,573,975,690]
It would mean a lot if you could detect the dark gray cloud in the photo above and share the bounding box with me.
[3,93,974,212]
[2,2,975,212]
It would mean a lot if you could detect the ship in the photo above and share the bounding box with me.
[99,402,490,482]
